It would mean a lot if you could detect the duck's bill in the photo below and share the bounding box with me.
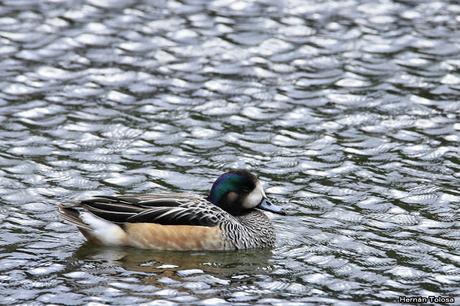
[258,198,286,215]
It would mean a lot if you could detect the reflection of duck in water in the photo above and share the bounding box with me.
[59,170,285,251]
[74,244,274,276]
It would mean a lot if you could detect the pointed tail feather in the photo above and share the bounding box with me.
[58,205,91,231]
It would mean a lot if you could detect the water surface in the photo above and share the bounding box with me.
[0,0,459,304]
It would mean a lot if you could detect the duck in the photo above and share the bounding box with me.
[58,169,285,251]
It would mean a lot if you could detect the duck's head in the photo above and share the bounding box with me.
[208,169,285,216]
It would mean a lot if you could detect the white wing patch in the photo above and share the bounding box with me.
[80,212,127,246]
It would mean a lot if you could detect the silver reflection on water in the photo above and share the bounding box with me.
[0,0,459,304]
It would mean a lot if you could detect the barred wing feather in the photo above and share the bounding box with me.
[79,194,229,227]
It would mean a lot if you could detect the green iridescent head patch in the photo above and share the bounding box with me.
[208,170,255,205]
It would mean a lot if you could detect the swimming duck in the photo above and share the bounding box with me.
[58,169,285,251]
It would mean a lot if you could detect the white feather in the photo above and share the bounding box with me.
[80,212,127,246]
[243,182,264,209]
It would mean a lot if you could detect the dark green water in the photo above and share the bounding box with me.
[0,0,459,305]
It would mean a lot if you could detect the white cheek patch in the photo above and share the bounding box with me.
[243,182,264,209]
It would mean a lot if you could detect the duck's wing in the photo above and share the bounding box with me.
[73,193,229,227]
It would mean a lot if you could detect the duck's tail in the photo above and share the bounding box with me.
[58,205,90,230]
[58,205,128,246]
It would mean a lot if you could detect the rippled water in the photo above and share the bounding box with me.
[1,0,459,304]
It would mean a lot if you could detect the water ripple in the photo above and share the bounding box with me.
[0,0,459,304]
